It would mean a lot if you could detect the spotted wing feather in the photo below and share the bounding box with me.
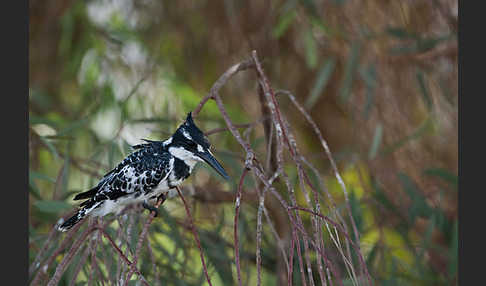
[77,143,172,206]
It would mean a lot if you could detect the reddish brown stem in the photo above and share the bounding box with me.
[192,59,254,117]
[234,168,249,286]
[30,219,86,286]
[124,195,166,285]
[176,186,213,286]
[288,232,295,286]
[46,225,96,286]
[99,228,150,286]
[289,207,372,286]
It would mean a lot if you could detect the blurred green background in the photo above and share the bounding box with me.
[29,0,457,285]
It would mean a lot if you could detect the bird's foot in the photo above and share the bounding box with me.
[157,193,167,205]
[142,201,159,217]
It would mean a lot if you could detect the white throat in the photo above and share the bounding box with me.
[168,146,201,169]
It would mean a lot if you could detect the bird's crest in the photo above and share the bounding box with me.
[175,112,210,149]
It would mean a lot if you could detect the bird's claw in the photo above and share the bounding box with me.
[142,201,159,217]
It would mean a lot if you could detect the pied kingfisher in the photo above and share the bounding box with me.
[57,112,229,232]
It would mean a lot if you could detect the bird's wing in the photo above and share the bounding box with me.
[78,145,172,205]
[73,153,135,201]
[131,138,158,150]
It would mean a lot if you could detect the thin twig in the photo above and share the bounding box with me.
[256,171,280,286]
[99,228,151,286]
[288,229,295,286]
[68,243,90,286]
[205,116,269,136]
[175,186,213,286]
[123,196,166,285]
[47,225,96,286]
[146,237,161,286]
[234,168,249,286]
[269,189,344,286]
[252,51,316,286]
[277,89,371,285]
[30,220,86,286]
[29,223,60,277]
[192,59,255,117]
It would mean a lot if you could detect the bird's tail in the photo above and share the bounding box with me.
[57,201,100,232]
[57,211,84,232]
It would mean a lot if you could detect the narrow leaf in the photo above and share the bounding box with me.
[57,117,90,136]
[303,30,318,69]
[385,27,418,39]
[448,220,458,278]
[398,173,432,222]
[359,64,377,118]
[305,58,336,109]
[38,136,60,160]
[30,170,56,183]
[383,117,433,154]
[34,200,73,214]
[368,123,383,160]
[272,11,297,39]
[416,70,432,110]
[424,168,458,189]
[339,42,360,102]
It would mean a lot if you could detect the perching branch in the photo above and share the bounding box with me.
[36,51,371,286]
[175,186,213,286]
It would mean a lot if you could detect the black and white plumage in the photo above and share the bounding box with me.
[57,112,229,232]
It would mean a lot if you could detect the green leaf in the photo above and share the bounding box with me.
[305,58,336,109]
[129,117,173,124]
[416,70,432,111]
[30,170,56,183]
[366,242,379,268]
[158,207,186,254]
[200,231,234,285]
[29,115,59,128]
[349,191,363,233]
[448,220,458,278]
[398,173,432,222]
[272,11,297,39]
[54,158,70,197]
[303,30,318,69]
[28,176,42,200]
[108,141,118,169]
[122,139,133,156]
[385,27,418,39]
[34,200,73,214]
[359,64,377,118]
[390,34,451,55]
[339,42,360,103]
[250,136,266,150]
[424,168,457,189]
[129,217,141,254]
[38,136,60,160]
[368,123,383,160]
[29,89,53,111]
[57,117,90,137]
[438,76,455,106]
[383,116,433,154]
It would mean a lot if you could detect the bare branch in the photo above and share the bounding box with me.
[47,225,96,286]
[176,186,213,286]
[99,227,151,286]
[30,220,86,286]
[193,58,255,117]
[234,168,249,286]
[123,196,166,285]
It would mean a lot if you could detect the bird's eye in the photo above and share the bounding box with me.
[188,141,197,148]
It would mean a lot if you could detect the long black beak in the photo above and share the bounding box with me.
[197,150,229,180]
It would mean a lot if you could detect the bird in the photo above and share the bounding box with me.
[57,112,229,232]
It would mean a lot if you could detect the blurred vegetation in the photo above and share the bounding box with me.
[29,0,457,285]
